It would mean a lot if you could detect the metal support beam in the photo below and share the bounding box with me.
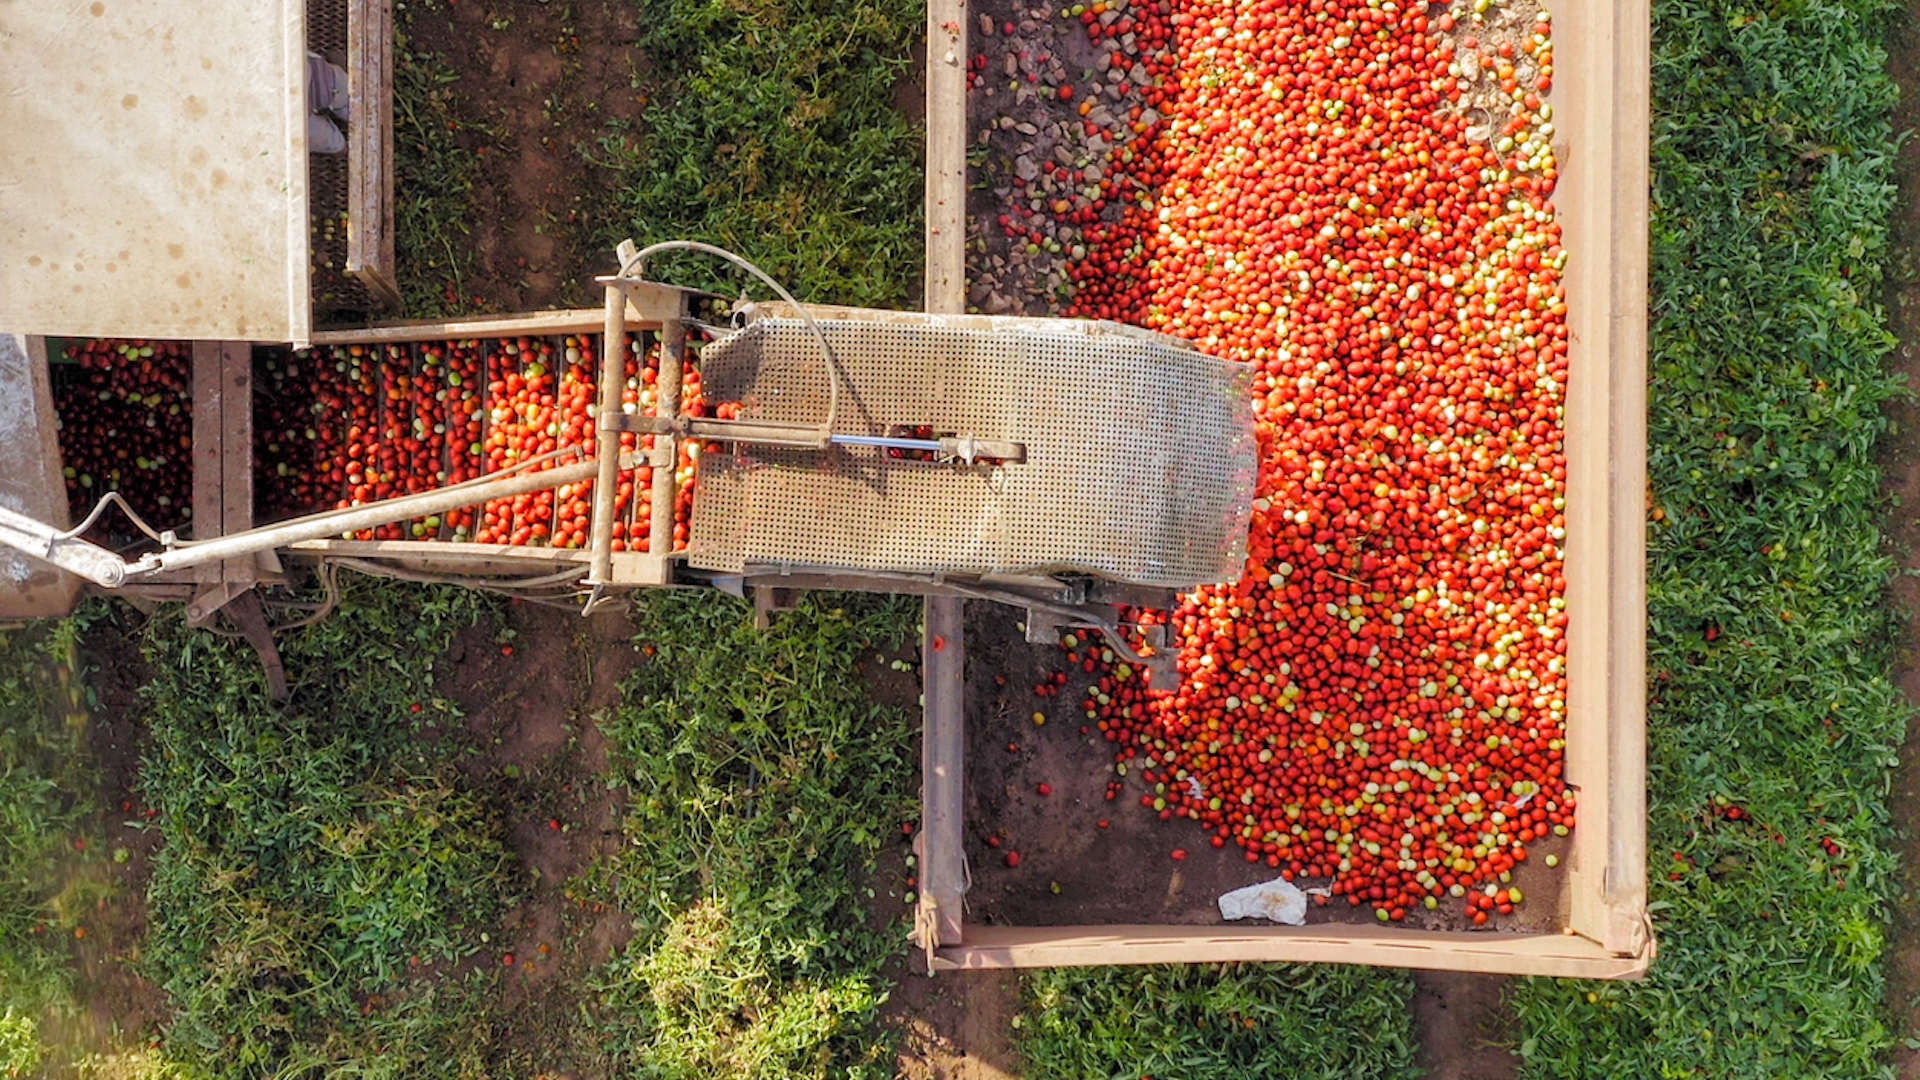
[588,279,628,587]
[917,0,971,966]
[918,595,967,959]
[649,320,685,558]
[131,455,618,580]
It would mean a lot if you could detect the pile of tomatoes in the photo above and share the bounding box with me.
[1050,0,1573,924]
[248,333,703,552]
[52,339,193,534]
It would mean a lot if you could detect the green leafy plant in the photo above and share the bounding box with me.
[1,1007,42,1080]
[393,29,483,317]
[1016,963,1419,1080]
[592,590,918,1079]
[591,0,926,307]
[137,579,510,1079]
[1511,0,1906,1076]
[0,615,97,1066]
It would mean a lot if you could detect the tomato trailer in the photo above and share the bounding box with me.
[0,0,1649,979]
[911,0,1653,977]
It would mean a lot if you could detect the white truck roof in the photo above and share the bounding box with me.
[0,0,310,344]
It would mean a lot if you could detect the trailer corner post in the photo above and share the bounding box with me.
[589,279,630,586]
[649,319,685,562]
[920,592,967,955]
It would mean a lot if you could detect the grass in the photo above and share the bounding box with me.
[1016,964,1418,1080]
[588,590,920,1079]
[1509,0,1907,1076]
[0,616,95,1075]
[589,0,926,307]
[135,579,511,1079]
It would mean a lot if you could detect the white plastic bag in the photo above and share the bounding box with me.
[1217,875,1308,925]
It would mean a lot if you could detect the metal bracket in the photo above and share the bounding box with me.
[187,580,248,626]
[599,411,675,435]
[751,584,799,629]
[940,434,1026,464]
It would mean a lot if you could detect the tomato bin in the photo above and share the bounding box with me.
[905,0,1650,977]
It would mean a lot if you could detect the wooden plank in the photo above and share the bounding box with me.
[1599,0,1652,964]
[347,0,401,311]
[649,321,685,561]
[189,340,258,601]
[924,0,968,313]
[919,596,966,948]
[936,924,1652,979]
[219,343,255,577]
[190,342,227,584]
[1554,0,1651,959]
[310,309,654,345]
[916,0,970,959]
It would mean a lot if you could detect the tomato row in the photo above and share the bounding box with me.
[248,333,706,553]
[52,339,193,536]
[1049,0,1572,924]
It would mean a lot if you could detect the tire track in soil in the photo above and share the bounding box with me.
[1876,0,1920,1072]
[58,614,171,1058]
[401,0,648,313]
[439,600,641,1076]
[1414,971,1517,1080]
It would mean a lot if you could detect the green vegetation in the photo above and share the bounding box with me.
[1017,964,1418,1080]
[392,13,483,318]
[0,617,95,1075]
[593,0,925,307]
[1511,0,1906,1076]
[590,591,919,1078]
[137,580,510,1079]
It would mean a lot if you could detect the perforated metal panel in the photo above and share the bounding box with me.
[688,310,1256,589]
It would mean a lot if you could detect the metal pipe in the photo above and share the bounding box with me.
[649,319,685,559]
[127,456,615,580]
[588,279,629,585]
[829,434,944,452]
[919,595,967,948]
[0,505,128,587]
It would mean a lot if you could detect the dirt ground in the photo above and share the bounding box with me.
[28,611,171,1063]
[401,0,648,312]
[1874,0,1920,1071]
[891,968,1026,1080]
[436,599,642,1075]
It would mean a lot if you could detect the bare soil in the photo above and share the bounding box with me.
[891,968,1026,1080]
[1413,971,1518,1080]
[437,599,641,1076]
[31,609,171,1062]
[1874,0,1920,1070]
[401,0,648,312]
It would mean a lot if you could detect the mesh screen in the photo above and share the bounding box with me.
[306,0,375,318]
[688,312,1256,589]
